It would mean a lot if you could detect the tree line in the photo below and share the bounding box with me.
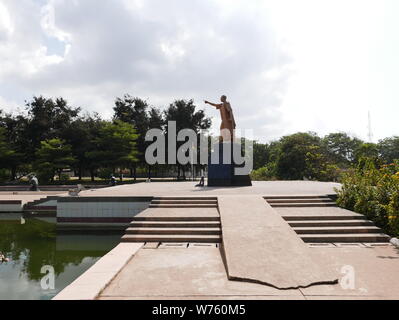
[252,131,399,181]
[0,95,211,183]
[0,94,398,184]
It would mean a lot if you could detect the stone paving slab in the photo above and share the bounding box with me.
[99,247,304,299]
[77,181,340,197]
[53,243,143,300]
[218,195,338,289]
[300,246,399,298]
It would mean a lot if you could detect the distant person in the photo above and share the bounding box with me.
[195,169,205,187]
[29,174,39,191]
[196,176,205,187]
[110,175,117,187]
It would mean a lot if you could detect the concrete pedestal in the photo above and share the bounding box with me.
[207,142,252,187]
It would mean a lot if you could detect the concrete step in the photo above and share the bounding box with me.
[288,220,375,227]
[300,233,391,243]
[293,226,382,234]
[24,206,56,211]
[151,200,217,205]
[283,215,366,221]
[130,221,221,228]
[271,203,337,208]
[264,195,331,200]
[25,196,57,207]
[121,234,221,243]
[149,204,217,208]
[125,227,221,235]
[153,197,217,201]
[132,216,220,222]
[267,199,334,204]
[25,197,47,206]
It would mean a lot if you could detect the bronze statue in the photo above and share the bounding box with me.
[205,95,236,142]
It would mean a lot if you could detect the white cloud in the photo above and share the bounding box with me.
[0,1,13,37]
[0,0,398,143]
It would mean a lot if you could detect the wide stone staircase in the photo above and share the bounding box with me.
[23,196,57,216]
[265,195,391,243]
[121,197,222,243]
[265,195,337,207]
[149,197,218,208]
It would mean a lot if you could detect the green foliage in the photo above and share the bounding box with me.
[336,158,399,236]
[304,145,341,181]
[378,136,399,164]
[24,96,80,159]
[354,143,379,163]
[2,94,399,184]
[113,95,150,164]
[250,163,277,181]
[276,132,322,180]
[253,142,270,170]
[0,126,17,174]
[62,113,103,179]
[164,99,212,178]
[34,138,76,182]
[322,132,362,166]
[98,168,114,180]
[86,120,139,169]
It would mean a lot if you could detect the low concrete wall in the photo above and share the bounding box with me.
[53,243,143,300]
[57,196,152,230]
[0,200,23,212]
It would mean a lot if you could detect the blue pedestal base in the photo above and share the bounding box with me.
[207,143,252,187]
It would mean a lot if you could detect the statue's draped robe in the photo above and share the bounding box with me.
[217,102,236,142]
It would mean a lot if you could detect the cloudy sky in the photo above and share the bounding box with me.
[0,0,398,142]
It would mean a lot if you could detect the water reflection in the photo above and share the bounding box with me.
[0,217,121,300]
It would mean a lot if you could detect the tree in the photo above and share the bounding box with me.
[276,132,322,180]
[305,145,340,181]
[34,139,76,182]
[378,136,399,164]
[354,143,379,163]
[148,107,164,130]
[86,120,139,179]
[113,95,150,180]
[164,99,211,179]
[146,107,165,178]
[253,142,270,170]
[25,96,80,161]
[0,111,29,179]
[322,133,363,166]
[62,113,104,181]
[0,126,17,181]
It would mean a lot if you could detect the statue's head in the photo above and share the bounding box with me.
[220,95,227,102]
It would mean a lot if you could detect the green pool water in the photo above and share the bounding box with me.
[0,217,122,300]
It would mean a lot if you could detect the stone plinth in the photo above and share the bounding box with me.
[207,142,252,187]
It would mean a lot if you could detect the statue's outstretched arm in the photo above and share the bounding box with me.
[205,100,222,108]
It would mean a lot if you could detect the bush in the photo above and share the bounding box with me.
[250,163,277,181]
[336,158,399,237]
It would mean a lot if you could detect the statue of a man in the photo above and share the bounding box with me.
[205,95,236,142]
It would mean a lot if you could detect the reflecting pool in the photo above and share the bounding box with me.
[0,216,121,300]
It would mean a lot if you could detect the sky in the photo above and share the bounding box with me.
[0,0,398,143]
